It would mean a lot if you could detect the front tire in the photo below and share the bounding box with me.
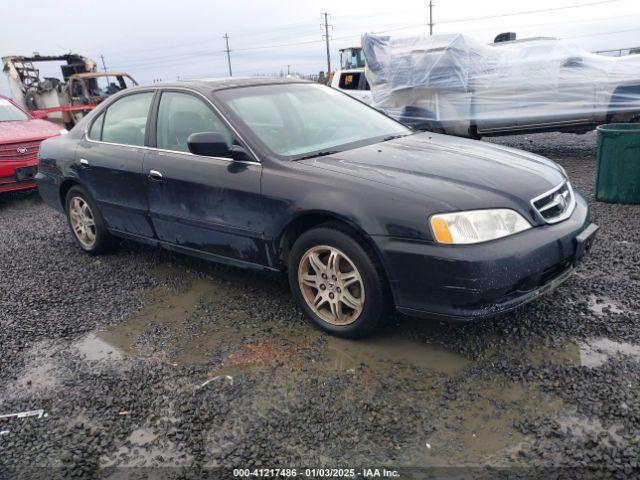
[288,225,390,339]
[65,186,114,254]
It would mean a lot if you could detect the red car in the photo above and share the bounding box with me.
[0,95,62,193]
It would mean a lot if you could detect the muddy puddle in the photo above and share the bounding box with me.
[416,381,564,467]
[587,295,625,315]
[58,267,640,467]
[100,425,193,467]
[71,270,472,379]
[499,336,640,369]
[557,411,625,447]
[70,268,640,380]
[579,337,640,368]
[515,340,582,367]
[323,334,469,375]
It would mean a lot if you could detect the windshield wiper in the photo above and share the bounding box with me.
[382,134,410,142]
[295,150,340,161]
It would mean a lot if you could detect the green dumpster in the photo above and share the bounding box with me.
[595,123,640,204]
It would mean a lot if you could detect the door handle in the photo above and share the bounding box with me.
[79,158,90,168]
[148,169,163,181]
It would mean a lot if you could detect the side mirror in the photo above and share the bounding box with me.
[31,110,48,120]
[563,57,583,68]
[187,132,253,161]
[187,132,231,157]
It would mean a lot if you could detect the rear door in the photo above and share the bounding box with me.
[143,90,266,266]
[77,90,156,237]
[473,51,522,132]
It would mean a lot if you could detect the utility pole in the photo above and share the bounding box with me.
[99,53,110,85]
[99,54,108,72]
[287,64,291,76]
[321,12,332,75]
[429,1,434,36]
[223,33,233,77]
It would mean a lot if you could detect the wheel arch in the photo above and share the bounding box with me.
[606,84,640,122]
[59,178,83,211]
[275,210,394,298]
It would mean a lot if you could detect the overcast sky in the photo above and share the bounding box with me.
[2,0,640,95]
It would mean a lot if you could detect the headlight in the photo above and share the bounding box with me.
[430,209,531,244]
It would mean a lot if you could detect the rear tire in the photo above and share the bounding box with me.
[288,224,390,339]
[65,186,115,255]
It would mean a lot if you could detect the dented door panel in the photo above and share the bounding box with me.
[144,150,266,265]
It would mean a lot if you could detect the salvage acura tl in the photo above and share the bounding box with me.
[35,78,598,338]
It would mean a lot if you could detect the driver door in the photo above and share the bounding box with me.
[143,90,267,266]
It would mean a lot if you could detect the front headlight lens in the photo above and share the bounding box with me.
[430,209,531,244]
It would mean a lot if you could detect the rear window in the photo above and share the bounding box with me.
[101,92,154,146]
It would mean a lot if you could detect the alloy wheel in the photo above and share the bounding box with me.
[298,245,365,326]
[69,196,97,249]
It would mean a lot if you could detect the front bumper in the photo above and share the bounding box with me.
[0,159,38,193]
[375,192,597,320]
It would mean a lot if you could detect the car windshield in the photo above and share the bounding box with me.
[0,98,29,122]
[217,83,410,158]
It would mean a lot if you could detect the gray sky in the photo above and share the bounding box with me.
[2,0,640,95]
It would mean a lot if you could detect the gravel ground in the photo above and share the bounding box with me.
[1,131,639,479]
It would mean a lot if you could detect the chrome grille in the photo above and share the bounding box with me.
[0,141,41,162]
[531,181,576,224]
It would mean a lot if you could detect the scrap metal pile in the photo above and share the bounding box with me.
[2,54,136,127]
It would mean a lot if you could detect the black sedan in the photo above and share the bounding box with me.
[36,77,598,338]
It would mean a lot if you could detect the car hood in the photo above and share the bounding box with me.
[300,132,565,211]
[0,119,61,144]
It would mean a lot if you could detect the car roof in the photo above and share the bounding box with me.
[144,76,311,93]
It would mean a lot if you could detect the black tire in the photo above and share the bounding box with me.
[288,223,390,339]
[65,185,115,255]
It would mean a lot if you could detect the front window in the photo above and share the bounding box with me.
[217,83,410,158]
[0,98,30,122]
[156,92,233,153]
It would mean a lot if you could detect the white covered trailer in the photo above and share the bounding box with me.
[362,34,640,138]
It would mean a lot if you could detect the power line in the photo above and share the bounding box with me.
[435,12,640,35]
[223,33,232,77]
[99,19,324,58]
[106,0,636,73]
[111,49,217,69]
[563,26,640,38]
[235,38,322,52]
[366,0,630,36]
[110,14,639,72]
[103,0,629,67]
[97,0,629,64]
[438,0,624,25]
